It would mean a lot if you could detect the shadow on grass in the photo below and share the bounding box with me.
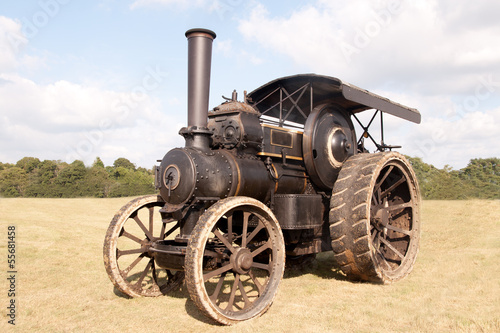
[111,279,218,325]
[110,251,353,325]
[284,252,348,281]
[184,299,221,326]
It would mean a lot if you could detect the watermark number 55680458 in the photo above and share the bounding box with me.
[7,225,17,325]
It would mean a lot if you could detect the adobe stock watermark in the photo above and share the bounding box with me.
[415,74,500,158]
[64,66,169,163]
[211,0,244,20]
[7,0,71,52]
[339,0,405,64]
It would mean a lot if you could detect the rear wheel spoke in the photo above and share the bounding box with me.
[385,224,412,236]
[378,236,405,260]
[381,175,406,198]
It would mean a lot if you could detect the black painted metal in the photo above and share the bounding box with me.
[154,28,420,267]
[273,194,323,229]
[303,104,356,190]
[248,74,421,125]
[105,28,422,324]
[185,28,216,129]
[182,28,216,151]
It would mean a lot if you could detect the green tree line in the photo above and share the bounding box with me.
[0,157,156,198]
[0,156,498,199]
[406,156,499,199]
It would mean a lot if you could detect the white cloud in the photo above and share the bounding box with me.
[0,72,185,167]
[407,106,500,168]
[238,0,500,93]
[130,0,209,10]
[0,16,29,72]
[237,0,500,168]
[0,16,184,168]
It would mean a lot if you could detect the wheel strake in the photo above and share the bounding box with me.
[329,152,421,283]
[185,196,285,325]
[103,195,184,297]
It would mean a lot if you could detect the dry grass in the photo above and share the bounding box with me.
[0,198,499,332]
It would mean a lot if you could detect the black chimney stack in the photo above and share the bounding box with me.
[181,28,216,150]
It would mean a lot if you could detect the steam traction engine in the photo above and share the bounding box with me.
[103,29,421,325]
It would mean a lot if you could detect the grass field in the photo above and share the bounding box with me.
[1,198,499,332]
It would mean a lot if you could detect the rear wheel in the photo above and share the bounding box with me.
[329,152,421,283]
[185,197,285,325]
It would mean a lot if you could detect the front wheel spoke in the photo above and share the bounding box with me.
[121,253,146,275]
[120,229,144,244]
[203,262,233,282]
[241,212,250,247]
[148,206,154,236]
[117,247,146,258]
[248,269,264,295]
[246,221,265,245]
[227,215,233,244]
[225,274,240,312]
[133,215,154,240]
[135,259,153,287]
[164,221,180,239]
[238,279,250,307]
[213,229,235,253]
[251,240,271,257]
[151,261,161,290]
[210,272,227,303]
[252,262,271,272]
[378,236,405,259]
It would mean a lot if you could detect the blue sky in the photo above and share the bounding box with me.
[1,0,499,169]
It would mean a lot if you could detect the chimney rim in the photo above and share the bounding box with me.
[185,28,216,40]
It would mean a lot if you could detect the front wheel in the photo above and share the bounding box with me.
[103,195,184,297]
[185,197,285,325]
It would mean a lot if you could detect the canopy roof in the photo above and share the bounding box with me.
[247,74,420,125]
